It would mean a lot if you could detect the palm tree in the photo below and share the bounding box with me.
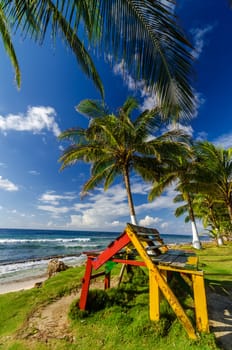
[174,191,202,249]
[2,1,194,116]
[59,97,189,224]
[192,193,231,245]
[195,142,232,223]
[148,150,203,249]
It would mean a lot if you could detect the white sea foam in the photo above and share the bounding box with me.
[0,254,86,284]
[0,238,91,244]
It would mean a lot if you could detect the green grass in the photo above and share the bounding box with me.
[1,243,232,349]
[196,242,232,295]
[0,266,85,337]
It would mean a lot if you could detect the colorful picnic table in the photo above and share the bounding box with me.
[79,223,209,339]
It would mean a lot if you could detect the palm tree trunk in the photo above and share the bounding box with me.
[227,203,232,223]
[187,193,201,249]
[209,206,224,246]
[123,167,137,225]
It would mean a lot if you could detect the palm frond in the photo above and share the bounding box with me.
[4,1,194,116]
[4,0,104,95]
[120,96,138,118]
[58,127,86,143]
[132,155,161,181]
[148,173,176,201]
[95,0,194,118]
[104,166,121,190]
[76,99,109,119]
[59,143,104,169]
[83,161,118,193]
[0,3,20,86]
[173,193,184,203]
[175,204,188,217]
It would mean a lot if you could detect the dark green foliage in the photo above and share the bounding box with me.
[86,289,110,311]
[69,301,89,320]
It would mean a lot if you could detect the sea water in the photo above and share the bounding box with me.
[0,228,210,284]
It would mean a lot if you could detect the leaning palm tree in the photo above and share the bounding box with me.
[2,1,194,116]
[59,97,190,224]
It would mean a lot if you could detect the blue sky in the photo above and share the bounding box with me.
[0,0,231,234]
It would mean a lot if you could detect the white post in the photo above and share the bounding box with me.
[130,215,138,225]
[217,236,224,246]
[191,221,201,249]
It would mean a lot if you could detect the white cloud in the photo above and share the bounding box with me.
[69,183,179,231]
[161,222,169,229]
[0,106,61,136]
[139,215,161,227]
[190,25,215,59]
[28,170,40,176]
[166,122,193,137]
[140,93,157,111]
[39,190,76,205]
[192,91,206,118]
[65,185,129,229]
[37,191,78,218]
[0,176,18,191]
[195,131,208,141]
[37,205,70,216]
[35,183,190,233]
[213,132,232,149]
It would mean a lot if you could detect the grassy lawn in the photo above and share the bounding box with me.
[197,243,232,294]
[1,243,231,349]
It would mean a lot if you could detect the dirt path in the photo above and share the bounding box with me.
[19,285,232,349]
[207,290,232,350]
[19,292,79,342]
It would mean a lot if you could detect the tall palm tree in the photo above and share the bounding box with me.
[59,97,189,224]
[148,150,203,249]
[2,1,194,116]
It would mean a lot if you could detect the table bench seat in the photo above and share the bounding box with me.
[150,249,198,270]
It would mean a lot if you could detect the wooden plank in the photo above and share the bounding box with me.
[92,231,131,270]
[145,245,164,250]
[192,274,209,332]
[79,257,93,310]
[139,237,163,242]
[149,249,198,270]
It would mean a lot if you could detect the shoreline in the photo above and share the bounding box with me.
[0,240,217,295]
[0,274,47,294]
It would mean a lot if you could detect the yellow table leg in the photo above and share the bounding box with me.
[192,274,209,333]
[149,270,160,321]
[126,227,197,339]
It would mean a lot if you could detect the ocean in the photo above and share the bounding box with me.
[0,228,210,285]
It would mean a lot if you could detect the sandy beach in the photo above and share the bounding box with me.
[0,275,47,294]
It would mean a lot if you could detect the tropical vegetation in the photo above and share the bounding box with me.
[1,1,195,116]
[148,146,203,248]
[59,97,190,225]
[148,141,232,245]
